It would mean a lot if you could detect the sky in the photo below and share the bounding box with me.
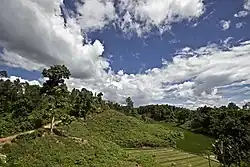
[0,0,250,109]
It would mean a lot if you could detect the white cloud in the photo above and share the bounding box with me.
[236,22,245,28]
[75,0,205,36]
[76,0,117,31]
[1,76,41,86]
[0,0,109,79]
[234,0,250,18]
[220,20,231,31]
[65,39,250,108]
[234,10,248,17]
[244,0,250,10]
[116,0,205,36]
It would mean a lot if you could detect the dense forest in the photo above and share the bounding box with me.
[1,65,250,167]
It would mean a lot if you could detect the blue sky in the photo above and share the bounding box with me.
[87,0,250,74]
[0,0,250,108]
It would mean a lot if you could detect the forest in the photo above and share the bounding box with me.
[0,65,250,167]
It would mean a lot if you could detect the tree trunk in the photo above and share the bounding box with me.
[50,116,55,133]
[208,154,211,167]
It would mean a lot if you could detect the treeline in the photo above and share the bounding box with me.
[0,65,109,137]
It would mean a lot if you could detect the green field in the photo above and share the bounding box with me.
[126,148,220,167]
[163,123,215,154]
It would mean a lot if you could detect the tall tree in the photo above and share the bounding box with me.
[125,97,135,115]
[41,65,71,133]
[126,97,133,108]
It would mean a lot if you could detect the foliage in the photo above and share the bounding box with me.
[163,123,214,154]
[64,110,184,148]
[0,110,181,167]
[0,65,106,137]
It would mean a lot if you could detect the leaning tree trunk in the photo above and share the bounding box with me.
[208,154,211,167]
[50,116,55,133]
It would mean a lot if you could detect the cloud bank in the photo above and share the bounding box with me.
[0,0,250,109]
[76,0,205,36]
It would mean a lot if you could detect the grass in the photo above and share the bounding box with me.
[0,110,182,167]
[126,148,220,167]
[0,110,217,166]
[162,123,215,154]
[75,110,184,148]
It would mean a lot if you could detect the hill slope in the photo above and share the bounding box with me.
[0,110,183,167]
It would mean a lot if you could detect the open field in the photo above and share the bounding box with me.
[126,148,220,167]
[163,123,215,154]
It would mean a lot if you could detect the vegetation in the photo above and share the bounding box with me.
[132,103,250,166]
[163,123,214,154]
[1,64,250,166]
[126,148,220,167]
[1,110,183,167]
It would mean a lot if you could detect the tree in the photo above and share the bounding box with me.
[243,102,250,110]
[213,136,234,167]
[228,102,239,110]
[41,65,71,133]
[0,71,8,78]
[125,97,135,114]
[126,97,133,108]
[212,116,250,167]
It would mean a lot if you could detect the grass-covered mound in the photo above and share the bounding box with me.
[1,110,183,167]
[65,110,184,148]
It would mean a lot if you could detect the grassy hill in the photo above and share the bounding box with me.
[0,110,216,167]
[0,110,181,167]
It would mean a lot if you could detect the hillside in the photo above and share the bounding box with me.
[0,110,184,167]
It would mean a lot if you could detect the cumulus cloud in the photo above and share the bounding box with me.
[75,0,205,36]
[1,76,41,86]
[76,0,117,31]
[220,20,231,31]
[0,0,109,79]
[234,10,248,18]
[116,0,205,36]
[65,40,250,108]
[234,0,250,18]
[244,0,250,10]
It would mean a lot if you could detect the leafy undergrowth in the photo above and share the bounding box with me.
[0,110,183,167]
[126,148,220,167]
[163,123,214,154]
[1,132,162,167]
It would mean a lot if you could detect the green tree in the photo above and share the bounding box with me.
[125,97,135,115]
[41,65,71,133]
[228,102,239,110]
[0,71,8,78]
